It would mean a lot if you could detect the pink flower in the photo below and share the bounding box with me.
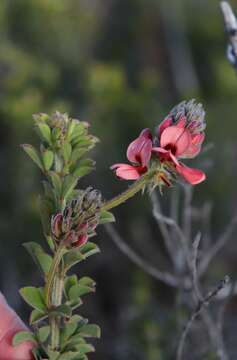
[153,105,206,185]
[111,129,153,180]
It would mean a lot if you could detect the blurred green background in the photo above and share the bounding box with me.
[1,0,237,359]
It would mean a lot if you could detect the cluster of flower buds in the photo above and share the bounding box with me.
[51,187,102,248]
[111,99,206,187]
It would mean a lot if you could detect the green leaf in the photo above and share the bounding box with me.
[57,351,83,360]
[60,316,82,345]
[69,122,87,141]
[36,122,51,144]
[69,284,94,301]
[19,287,46,312]
[50,304,72,317]
[64,275,78,298]
[42,149,54,171]
[23,242,52,276]
[99,210,115,224]
[73,159,95,178]
[39,196,54,236]
[30,309,48,325]
[67,120,86,141]
[21,144,43,171]
[12,331,36,347]
[79,277,96,288]
[62,175,78,201]
[49,171,62,195]
[37,325,50,343]
[63,249,85,271]
[76,343,95,355]
[46,350,60,360]
[80,242,100,258]
[62,143,72,163]
[70,147,88,164]
[77,324,101,338]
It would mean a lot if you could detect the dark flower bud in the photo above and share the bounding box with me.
[82,188,102,213]
[51,213,63,239]
[169,99,206,133]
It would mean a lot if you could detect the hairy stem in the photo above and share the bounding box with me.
[45,244,66,350]
[102,170,155,211]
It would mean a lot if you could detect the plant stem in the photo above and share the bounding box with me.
[102,170,155,211]
[45,244,66,307]
[45,244,66,350]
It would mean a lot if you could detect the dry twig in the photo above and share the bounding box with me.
[105,223,179,288]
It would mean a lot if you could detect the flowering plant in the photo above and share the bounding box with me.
[112,99,206,191]
[14,112,115,360]
[13,99,206,359]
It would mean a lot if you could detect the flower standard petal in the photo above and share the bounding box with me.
[160,126,191,156]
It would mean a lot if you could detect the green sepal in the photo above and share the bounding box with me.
[42,149,54,171]
[21,144,43,171]
[23,242,52,276]
[99,210,115,224]
[19,286,46,312]
[12,331,37,347]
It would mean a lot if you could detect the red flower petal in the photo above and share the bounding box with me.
[158,117,173,136]
[126,128,152,166]
[191,133,205,146]
[176,115,187,128]
[160,126,191,156]
[152,147,179,165]
[176,163,206,185]
[111,163,142,180]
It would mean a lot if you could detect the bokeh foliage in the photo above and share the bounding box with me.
[1,0,237,359]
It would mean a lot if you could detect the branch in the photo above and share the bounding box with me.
[220,1,237,69]
[105,224,179,288]
[150,192,177,266]
[152,199,192,271]
[176,276,229,360]
[199,212,237,276]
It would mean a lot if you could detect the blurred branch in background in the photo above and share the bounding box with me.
[106,181,237,359]
[220,1,237,69]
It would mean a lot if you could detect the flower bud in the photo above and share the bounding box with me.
[82,188,102,213]
[51,213,63,239]
[169,99,206,133]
